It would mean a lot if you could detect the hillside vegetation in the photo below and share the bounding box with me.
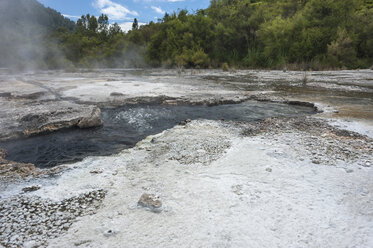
[135,0,373,69]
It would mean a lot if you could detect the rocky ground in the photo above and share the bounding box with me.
[1,69,372,140]
[0,190,106,247]
[0,69,372,247]
[0,69,251,141]
[1,118,371,248]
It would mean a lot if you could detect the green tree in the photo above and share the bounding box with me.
[132,18,139,31]
[98,14,109,33]
[88,15,98,33]
[328,28,358,68]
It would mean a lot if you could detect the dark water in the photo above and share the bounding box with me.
[0,101,315,168]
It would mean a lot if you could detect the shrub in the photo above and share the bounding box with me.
[221,62,229,71]
[327,28,358,68]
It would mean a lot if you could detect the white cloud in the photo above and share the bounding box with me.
[93,0,138,20]
[63,14,81,19]
[133,0,185,3]
[117,22,146,33]
[151,6,165,15]
[135,0,184,3]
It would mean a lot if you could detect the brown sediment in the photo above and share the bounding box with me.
[247,94,320,113]
[0,149,7,159]
[332,105,373,120]
[0,159,38,180]
[0,156,67,183]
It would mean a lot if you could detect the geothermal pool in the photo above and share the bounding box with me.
[0,100,315,167]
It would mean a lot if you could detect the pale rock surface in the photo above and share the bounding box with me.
[13,119,369,248]
[0,69,372,247]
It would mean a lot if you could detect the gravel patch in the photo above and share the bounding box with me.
[0,189,106,248]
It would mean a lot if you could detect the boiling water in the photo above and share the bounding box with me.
[0,101,315,167]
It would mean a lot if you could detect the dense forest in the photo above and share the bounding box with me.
[1,0,373,70]
[135,0,373,69]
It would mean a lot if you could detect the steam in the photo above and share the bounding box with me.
[0,0,70,71]
[0,0,148,71]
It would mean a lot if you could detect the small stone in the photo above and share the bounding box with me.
[110,92,124,97]
[179,119,191,126]
[103,229,118,237]
[345,169,354,173]
[23,241,40,248]
[77,107,103,128]
[363,162,371,167]
[74,240,92,246]
[312,160,320,165]
[90,169,103,174]
[138,193,162,213]
[0,148,7,159]
[265,168,272,172]
[22,185,41,193]
[62,223,71,230]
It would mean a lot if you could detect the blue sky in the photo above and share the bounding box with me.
[38,0,211,31]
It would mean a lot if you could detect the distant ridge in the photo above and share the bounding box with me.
[0,0,75,31]
[0,0,76,69]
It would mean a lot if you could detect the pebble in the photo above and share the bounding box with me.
[138,193,163,213]
[23,240,40,248]
[90,169,103,174]
[103,229,118,237]
[0,189,106,248]
[345,169,354,173]
[22,185,41,193]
